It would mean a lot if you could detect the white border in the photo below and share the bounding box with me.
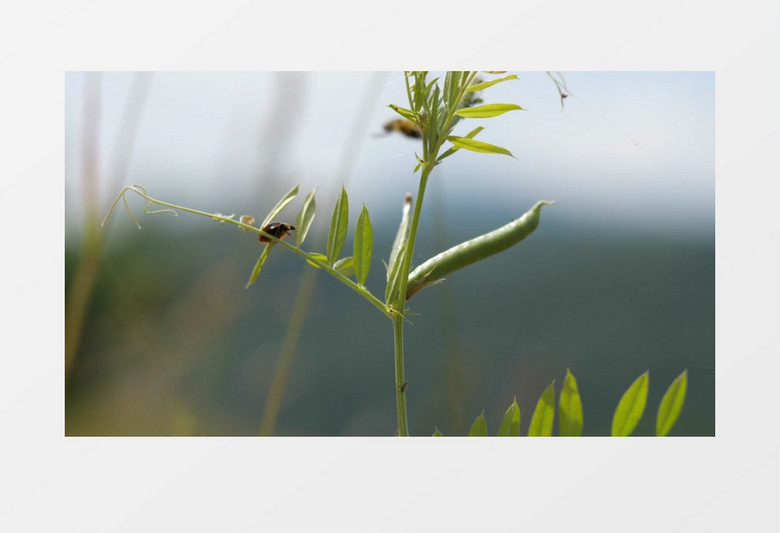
[2,1,778,531]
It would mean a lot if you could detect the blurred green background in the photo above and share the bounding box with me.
[65,71,714,436]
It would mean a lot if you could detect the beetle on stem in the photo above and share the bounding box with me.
[259,222,295,244]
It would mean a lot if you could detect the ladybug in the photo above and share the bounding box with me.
[259,222,295,244]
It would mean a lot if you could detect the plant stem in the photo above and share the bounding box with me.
[387,72,478,436]
[104,186,391,318]
[390,166,432,436]
[392,312,409,436]
[395,169,430,310]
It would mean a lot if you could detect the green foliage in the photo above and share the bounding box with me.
[612,371,649,436]
[327,186,349,266]
[446,136,515,157]
[245,243,274,289]
[260,184,299,229]
[102,73,690,438]
[528,381,556,436]
[333,256,354,278]
[451,369,686,436]
[294,187,317,247]
[353,204,373,286]
[465,74,519,92]
[305,252,328,269]
[387,194,411,278]
[104,73,535,321]
[391,71,521,166]
[436,126,484,163]
[384,241,407,305]
[469,412,488,436]
[497,397,521,436]
[454,103,523,119]
[656,370,688,436]
[385,194,411,304]
[559,369,584,436]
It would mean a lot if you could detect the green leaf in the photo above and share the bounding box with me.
[409,72,428,112]
[294,187,317,247]
[385,193,412,303]
[656,370,688,436]
[454,103,523,118]
[385,241,407,303]
[333,256,354,277]
[424,77,439,108]
[469,412,488,436]
[437,126,484,162]
[443,71,462,109]
[497,397,521,436]
[245,244,274,288]
[559,368,584,436]
[528,381,555,436]
[261,184,299,229]
[353,204,373,286]
[466,74,519,93]
[611,371,649,436]
[433,426,444,437]
[387,194,412,281]
[446,136,514,157]
[326,186,349,265]
[427,84,440,135]
[305,252,328,269]
[389,103,416,122]
[442,72,452,108]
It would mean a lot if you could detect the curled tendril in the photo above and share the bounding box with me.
[102,184,178,229]
[143,201,178,218]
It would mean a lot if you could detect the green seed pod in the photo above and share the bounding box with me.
[405,200,554,299]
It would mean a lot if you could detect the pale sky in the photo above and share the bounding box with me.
[65,71,714,239]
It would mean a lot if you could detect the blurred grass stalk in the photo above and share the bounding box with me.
[431,176,469,434]
[258,73,387,436]
[65,72,153,380]
[258,268,318,435]
[65,72,102,378]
